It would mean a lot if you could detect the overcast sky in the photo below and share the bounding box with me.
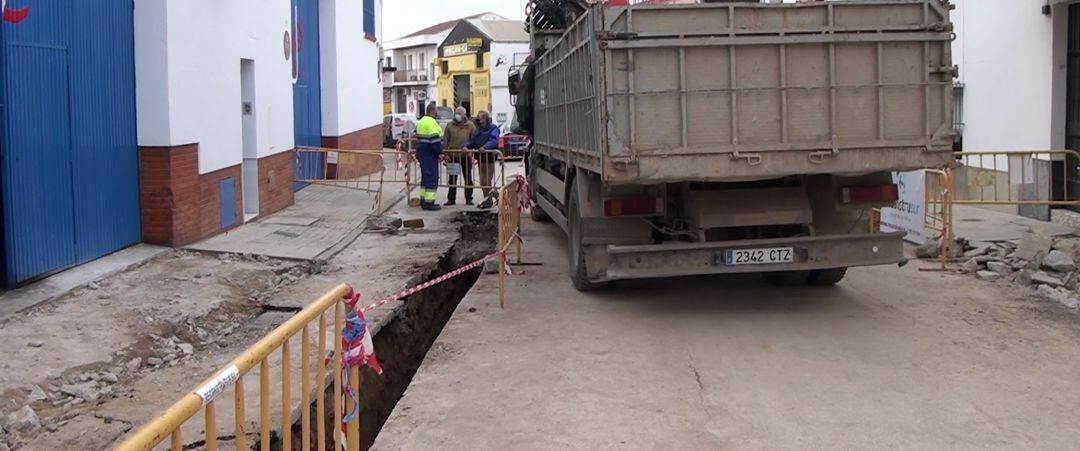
[384,0,526,41]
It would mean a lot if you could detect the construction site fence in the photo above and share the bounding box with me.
[870,150,1080,270]
[293,146,510,208]
[115,177,528,451]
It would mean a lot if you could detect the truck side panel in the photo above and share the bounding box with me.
[531,1,956,185]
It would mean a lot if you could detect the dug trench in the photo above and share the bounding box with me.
[277,212,498,451]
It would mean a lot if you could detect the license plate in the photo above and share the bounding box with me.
[725,247,795,266]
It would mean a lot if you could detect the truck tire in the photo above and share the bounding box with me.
[762,271,811,286]
[568,186,608,291]
[530,205,551,222]
[808,268,848,286]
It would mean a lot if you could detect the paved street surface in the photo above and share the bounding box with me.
[376,222,1080,450]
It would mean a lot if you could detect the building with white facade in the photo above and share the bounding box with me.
[436,19,530,129]
[134,0,384,247]
[952,0,1073,154]
[384,13,507,118]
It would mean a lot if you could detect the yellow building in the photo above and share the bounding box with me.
[435,19,528,124]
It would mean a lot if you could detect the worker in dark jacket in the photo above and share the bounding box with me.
[467,110,501,209]
[416,104,444,211]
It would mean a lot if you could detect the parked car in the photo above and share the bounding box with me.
[383,114,417,147]
[498,111,529,158]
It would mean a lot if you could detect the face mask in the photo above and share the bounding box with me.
[453,114,464,124]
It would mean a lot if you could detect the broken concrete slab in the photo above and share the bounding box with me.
[986,261,1012,276]
[1030,272,1065,288]
[4,406,39,432]
[962,258,981,274]
[1015,233,1054,262]
[976,271,1002,281]
[1042,250,1076,273]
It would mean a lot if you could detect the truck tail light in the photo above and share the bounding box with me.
[604,197,663,217]
[498,136,506,150]
[840,185,899,204]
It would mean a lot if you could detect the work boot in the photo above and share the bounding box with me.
[466,199,475,206]
[422,204,443,211]
[444,201,457,206]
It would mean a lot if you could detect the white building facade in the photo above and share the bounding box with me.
[953,0,1073,153]
[134,0,384,247]
[384,13,508,119]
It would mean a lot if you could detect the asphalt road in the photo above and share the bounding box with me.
[375,222,1080,450]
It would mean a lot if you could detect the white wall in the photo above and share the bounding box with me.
[393,46,437,79]
[489,42,529,129]
[133,0,171,146]
[320,0,384,138]
[954,0,1058,151]
[135,0,296,174]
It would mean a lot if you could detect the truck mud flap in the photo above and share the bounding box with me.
[605,232,906,280]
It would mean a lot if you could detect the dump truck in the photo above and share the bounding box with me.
[511,0,956,290]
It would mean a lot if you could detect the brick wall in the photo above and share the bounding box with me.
[139,144,242,247]
[258,150,296,216]
[323,123,385,179]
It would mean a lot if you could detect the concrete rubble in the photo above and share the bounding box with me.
[946,233,1080,311]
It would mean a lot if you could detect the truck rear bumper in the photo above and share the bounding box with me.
[604,232,906,281]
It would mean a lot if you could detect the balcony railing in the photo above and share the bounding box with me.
[393,68,433,84]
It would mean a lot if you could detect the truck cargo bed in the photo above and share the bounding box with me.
[530,0,956,184]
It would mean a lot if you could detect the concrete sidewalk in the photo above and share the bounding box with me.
[953,205,1076,246]
[186,182,407,262]
[0,245,168,320]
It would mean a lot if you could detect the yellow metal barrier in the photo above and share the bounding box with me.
[418,148,508,192]
[496,178,524,309]
[953,150,1080,206]
[121,172,528,450]
[923,168,954,271]
[115,284,360,451]
[295,147,415,211]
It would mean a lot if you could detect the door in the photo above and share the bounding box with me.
[292,0,323,190]
[454,74,471,116]
[1067,4,1080,207]
[241,59,259,220]
[0,0,141,285]
[2,45,77,283]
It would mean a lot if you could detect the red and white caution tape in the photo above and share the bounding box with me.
[356,252,501,314]
[504,175,535,212]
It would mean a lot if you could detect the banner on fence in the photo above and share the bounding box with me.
[880,170,928,245]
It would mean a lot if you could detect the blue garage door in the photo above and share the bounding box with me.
[293,0,323,190]
[0,1,140,285]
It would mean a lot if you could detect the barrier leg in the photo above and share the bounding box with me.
[333,304,343,451]
[235,377,247,450]
[205,401,218,451]
[346,366,360,451]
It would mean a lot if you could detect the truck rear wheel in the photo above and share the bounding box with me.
[568,186,608,292]
[530,206,551,223]
[762,271,811,286]
[808,268,848,286]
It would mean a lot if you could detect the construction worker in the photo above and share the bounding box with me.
[444,107,477,206]
[416,103,444,211]
[467,110,502,209]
